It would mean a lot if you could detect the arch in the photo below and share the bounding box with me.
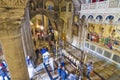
[96,15,103,20]
[28,0,60,30]
[82,15,86,19]
[88,15,94,20]
[30,9,57,20]
[105,15,114,20]
[105,15,114,23]
[30,9,58,29]
[96,15,103,22]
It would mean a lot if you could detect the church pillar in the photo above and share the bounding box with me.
[57,19,64,42]
[0,22,29,80]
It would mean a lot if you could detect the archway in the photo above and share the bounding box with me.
[105,15,114,24]
[82,15,86,20]
[96,15,103,22]
[88,15,94,21]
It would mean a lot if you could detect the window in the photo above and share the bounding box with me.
[69,3,72,12]
[61,6,66,12]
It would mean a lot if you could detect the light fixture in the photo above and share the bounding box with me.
[40,25,44,30]
[36,24,40,28]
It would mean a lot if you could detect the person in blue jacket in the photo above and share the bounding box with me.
[86,61,93,80]
[61,67,67,80]
[60,58,65,67]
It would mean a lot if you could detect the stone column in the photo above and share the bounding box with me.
[21,7,36,62]
[56,19,64,42]
[78,19,87,50]
[77,18,81,49]
[0,22,29,80]
[66,18,73,43]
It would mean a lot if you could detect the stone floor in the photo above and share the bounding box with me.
[33,69,50,80]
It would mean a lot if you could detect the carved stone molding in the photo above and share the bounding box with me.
[0,18,21,30]
[0,8,24,20]
[0,18,22,39]
[0,0,27,8]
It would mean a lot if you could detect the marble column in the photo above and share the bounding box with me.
[0,22,29,80]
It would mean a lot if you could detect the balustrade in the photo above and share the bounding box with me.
[85,41,120,65]
[81,0,120,10]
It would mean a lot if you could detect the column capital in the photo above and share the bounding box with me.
[0,18,22,39]
[0,8,24,19]
[0,7,25,39]
[0,0,28,8]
